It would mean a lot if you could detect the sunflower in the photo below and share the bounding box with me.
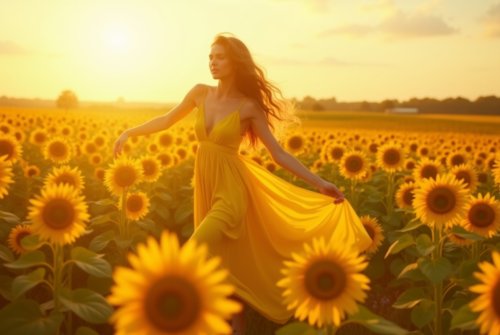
[147,142,160,155]
[404,175,416,184]
[139,155,162,183]
[276,235,370,328]
[24,165,41,179]
[107,230,242,335]
[404,158,417,171]
[367,142,379,156]
[413,173,470,229]
[359,216,384,254]
[94,167,106,181]
[83,141,98,156]
[89,153,103,166]
[469,251,500,335]
[285,133,306,155]
[156,151,174,169]
[413,157,444,183]
[60,126,73,138]
[339,150,369,180]
[493,158,500,186]
[27,183,90,246]
[446,227,475,247]
[326,143,346,163]
[396,182,416,209]
[118,191,151,221]
[44,165,85,193]
[0,133,23,165]
[8,224,35,255]
[29,129,49,147]
[376,142,405,173]
[450,163,479,194]
[104,156,144,196]
[43,136,72,164]
[157,132,175,150]
[461,193,500,238]
[0,155,14,199]
[359,169,372,183]
[447,151,468,168]
[92,135,107,149]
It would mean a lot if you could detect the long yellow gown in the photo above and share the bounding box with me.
[190,85,372,324]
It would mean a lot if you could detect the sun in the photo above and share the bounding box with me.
[106,29,130,51]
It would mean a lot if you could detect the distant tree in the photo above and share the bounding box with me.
[359,101,371,111]
[56,90,79,112]
[380,99,396,111]
[311,102,325,111]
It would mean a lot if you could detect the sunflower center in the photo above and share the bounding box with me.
[403,188,415,206]
[54,174,76,187]
[42,199,75,230]
[468,203,495,228]
[149,144,159,152]
[383,149,400,165]
[62,129,70,136]
[455,171,471,187]
[345,156,363,173]
[410,144,418,152]
[304,259,346,301]
[369,143,378,153]
[420,148,429,156]
[332,148,344,160]
[426,187,456,214]
[27,168,38,177]
[35,133,46,143]
[289,137,303,150]
[159,134,173,147]
[492,279,500,319]
[142,161,157,176]
[126,195,144,212]
[177,149,187,159]
[406,161,415,170]
[115,166,136,187]
[144,275,201,333]
[96,169,105,180]
[451,155,464,166]
[95,137,104,146]
[478,173,488,184]
[0,140,13,159]
[50,142,67,157]
[158,154,171,166]
[421,165,438,180]
[85,143,97,154]
[363,224,375,240]
[93,156,101,164]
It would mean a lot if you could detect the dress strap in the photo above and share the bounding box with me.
[237,97,248,111]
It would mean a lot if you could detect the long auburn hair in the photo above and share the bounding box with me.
[211,32,301,153]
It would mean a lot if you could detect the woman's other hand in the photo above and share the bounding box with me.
[113,131,130,159]
[318,181,345,204]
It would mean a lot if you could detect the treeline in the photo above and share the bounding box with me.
[294,95,500,115]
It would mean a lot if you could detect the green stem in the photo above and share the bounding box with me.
[52,243,63,335]
[433,225,443,335]
[386,172,394,217]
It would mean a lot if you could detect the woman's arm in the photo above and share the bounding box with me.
[125,84,204,137]
[113,83,205,158]
[247,101,344,203]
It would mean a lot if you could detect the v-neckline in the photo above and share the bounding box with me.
[202,101,240,139]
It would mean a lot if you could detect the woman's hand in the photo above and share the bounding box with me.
[113,131,130,159]
[318,181,345,204]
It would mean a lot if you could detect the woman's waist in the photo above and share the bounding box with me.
[197,141,240,155]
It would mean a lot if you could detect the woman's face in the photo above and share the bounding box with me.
[209,44,234,79]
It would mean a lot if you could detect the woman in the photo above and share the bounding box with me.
[113,32,372,335]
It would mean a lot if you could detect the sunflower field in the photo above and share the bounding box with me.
[1,106,500,335]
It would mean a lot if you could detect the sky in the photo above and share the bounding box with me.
[0,0,499,103]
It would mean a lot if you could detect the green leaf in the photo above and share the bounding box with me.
[0,275,14,301]
[417,257,451,284]
[397,263,427,281]
[114,235,133,249]
[390,258,406,277]
[393,288,427,309]
[20,234,44,251]
[366,192,384,203]
[153,202,170,220]
[396,219,424,233]
[0,244,15,262]
[88,199,117,207]
[174,201,193,224]
[385,234,416,258]
[275,321,317,335]
[0,210,21,224]
[181,222,194,237]
[71,247,112,278]
[4,250,45,269]
[415,234,437,257]
[411,299,436,329]
[76,327,100,335]
[136,218,155,232]
[0,299,64,335]
[381,211,405,227]
[89,230,115,252]
[154,192,173,202]
[87,275,114,296]
[443,298,469,317]
[348,304,411,335]
[58,287,113,324]
[11,268,46,299]
[89,214,114,226]
[450,303,480,330]
[450,225,485,241]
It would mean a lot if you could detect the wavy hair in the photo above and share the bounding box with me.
[211,32,301,153]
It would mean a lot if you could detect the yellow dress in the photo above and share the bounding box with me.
[190,85,372,324]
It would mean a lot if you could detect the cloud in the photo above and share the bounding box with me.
[265,56,386,67]
[318,1,458,40]
[0,40,32,55]
[479,2,500,38]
